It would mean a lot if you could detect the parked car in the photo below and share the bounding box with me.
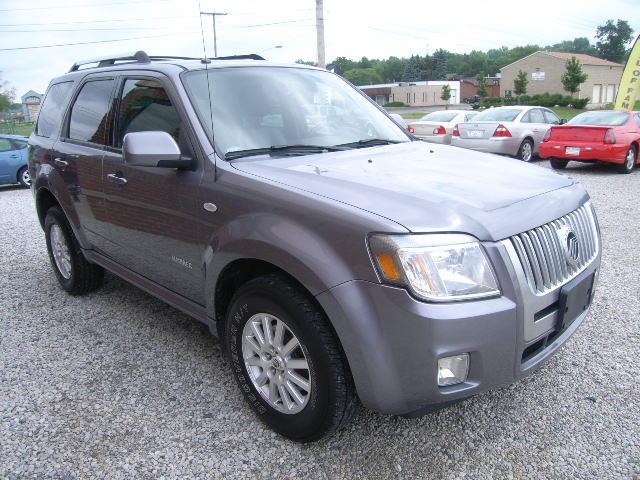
[29,51,601,442]
[451,106,565,161]
[389,113,415,134]
[539,110,640,174]
[408,110,477,144]
[463,95,480,104]
[0,134,30,187]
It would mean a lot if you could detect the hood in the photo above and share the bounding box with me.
[231,141,582,240]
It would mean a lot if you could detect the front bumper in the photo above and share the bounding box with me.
[451,136,521,156]
[316,238,601,415]
[539,142,628,164]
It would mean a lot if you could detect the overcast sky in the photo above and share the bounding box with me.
[1,0,638,98]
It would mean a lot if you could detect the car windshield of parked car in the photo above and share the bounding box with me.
[183,67,409,158]
[471,109,521,122]
[419,111,458,122]
[568,112,629,126]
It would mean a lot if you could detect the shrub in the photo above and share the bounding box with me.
[384,101,407,107]
[571,98,589,109]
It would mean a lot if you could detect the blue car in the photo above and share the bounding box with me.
[0,134,30,188]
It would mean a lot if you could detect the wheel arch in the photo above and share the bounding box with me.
[35,187,60,228]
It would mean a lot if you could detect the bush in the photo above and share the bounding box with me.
[571,98,589,109]
[383,101,407,107]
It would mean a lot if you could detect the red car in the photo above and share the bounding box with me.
[539,110,640,174]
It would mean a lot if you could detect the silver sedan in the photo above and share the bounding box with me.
[450,106,563,161]
[408,110,477,144]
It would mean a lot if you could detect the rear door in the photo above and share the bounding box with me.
[101,73,206,304]
[0,138,17,184]
[54,76,115,248]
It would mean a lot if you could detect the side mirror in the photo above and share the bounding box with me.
[123,131,191,168]
[559,118,568,125]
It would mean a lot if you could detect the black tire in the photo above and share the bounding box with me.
[44,206,104,295]
[516,138,534,162]
[550,158,568,170]
[225,274,358,442]
[617,145,637,174]
[17,166,30,188]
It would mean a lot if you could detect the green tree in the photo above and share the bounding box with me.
[513,69,528,97]
[343,68,382,86]
[476,72,488,97]
[332,56,356,75]
[0,73,16,113]
[440,85,451,109]
[401,55,422,82]
[432,49,448,79]
[561,56,588,96]
[596,19,634,62]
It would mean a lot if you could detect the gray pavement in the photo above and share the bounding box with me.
[0,159,638,479]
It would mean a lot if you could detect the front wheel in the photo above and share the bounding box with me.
[44,206,104,295]
[225,274,358,442]
[617,145,637,174]
[550,158,568,170]
[516,138,534,162]
[17,166,31,188]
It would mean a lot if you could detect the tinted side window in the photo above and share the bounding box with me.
[116,79,181,148]
[69,79,115,145]
[0,138,13,152]
[35,81,74,138]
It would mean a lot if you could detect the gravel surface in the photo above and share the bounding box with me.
[1,161,638,479]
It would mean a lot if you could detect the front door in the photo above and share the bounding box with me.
[101,75,206,304]
[0,137,17,184]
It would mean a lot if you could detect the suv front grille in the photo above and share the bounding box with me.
[508,202,598,294]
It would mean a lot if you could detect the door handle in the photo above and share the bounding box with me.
[9,154,18,158]
[107,173,127,185]
[54,158,68,167]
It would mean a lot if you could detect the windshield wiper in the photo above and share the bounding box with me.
[225,144,347,160]
[335,138,401,149]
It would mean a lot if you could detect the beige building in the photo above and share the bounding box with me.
[500,51,623,106]
[359,81,461,107]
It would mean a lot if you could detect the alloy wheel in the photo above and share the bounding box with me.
[521,142,532,162]
[50,224,72,279]
[626,148,636,170]
[21,169,31,187]
[242,313,311,414]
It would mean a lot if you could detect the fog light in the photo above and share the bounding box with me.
[437,354,469,386]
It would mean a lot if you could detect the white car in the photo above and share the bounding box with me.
[408,110,478,144]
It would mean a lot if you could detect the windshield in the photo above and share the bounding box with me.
[183,67,409,158]
[568,111,629,126]
[471,108,521,122]
[419,111,458,122]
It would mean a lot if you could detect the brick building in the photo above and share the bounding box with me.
[500,51,623,106]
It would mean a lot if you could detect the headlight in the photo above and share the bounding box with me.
[368,234,500,302]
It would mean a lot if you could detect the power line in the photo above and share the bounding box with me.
[0,31,196,51]
[0,0,173,11]
[0,26,179,33]
[0,15,196,27]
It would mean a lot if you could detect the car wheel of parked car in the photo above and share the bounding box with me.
[18,166,31,188]
[550,158,568,170]
[44,206,104,295]
[617,145,637,174]
[517,138,534,162]
[225,273,358,442]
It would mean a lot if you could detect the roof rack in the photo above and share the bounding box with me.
[68,50,265,72]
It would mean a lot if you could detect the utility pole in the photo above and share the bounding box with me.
[200,11,227,57]
[315,0,325,68]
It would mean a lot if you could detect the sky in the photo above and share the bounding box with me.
[1,0,639,99]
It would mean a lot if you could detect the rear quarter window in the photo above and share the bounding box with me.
[35,81,74,138]
[68,79,115,145]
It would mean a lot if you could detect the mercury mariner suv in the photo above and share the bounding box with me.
[29,51,601,442]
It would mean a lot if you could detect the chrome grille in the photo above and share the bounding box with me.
[508,202,599,294]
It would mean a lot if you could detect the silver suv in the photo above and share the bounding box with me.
[29,51,601,442]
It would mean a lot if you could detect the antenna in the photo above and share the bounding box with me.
[198,2,216,171]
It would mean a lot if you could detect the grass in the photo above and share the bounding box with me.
[400,112,427,119]
[0,123,34,137]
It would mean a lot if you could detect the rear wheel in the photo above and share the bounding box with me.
[516,138,534,162]
[44,206,104,295]
[225,274,358,442]
[617,145,637,174]
[550,158,568,170]
[17,166,30,188]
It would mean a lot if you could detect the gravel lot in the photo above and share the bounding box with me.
[1,160,638,479]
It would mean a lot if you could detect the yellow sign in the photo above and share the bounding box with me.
[615,34,640,111]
